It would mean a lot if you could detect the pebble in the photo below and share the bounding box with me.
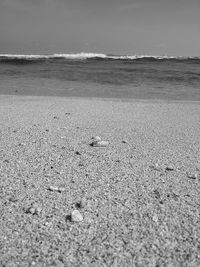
[26,204,42,215]
[71,210,83,222]
[91,140,109,147]
[8,196,18,203]
[28,207,36,215]
[58,187,66,193]
[80,199,86,208]
[155,163,159,169]
[48,185,59,191]
[150,163,161,171]
[91,136,101,142]
[187,172,198,179]
[44,222,52,227]
[152,214,158,223]
[35,206,42,214]
[48,185,65,192]
[122,140,130,145]
[165,165,174,171]
[75,199,86,209]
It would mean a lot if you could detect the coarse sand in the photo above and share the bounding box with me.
[0,95,200,266]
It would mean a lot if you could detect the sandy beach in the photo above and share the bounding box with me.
[0,95,200,266]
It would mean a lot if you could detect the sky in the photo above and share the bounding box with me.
[0,0,200,56]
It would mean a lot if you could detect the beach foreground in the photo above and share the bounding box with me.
[0,95,200,266]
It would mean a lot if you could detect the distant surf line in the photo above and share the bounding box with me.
[0,52,199,61]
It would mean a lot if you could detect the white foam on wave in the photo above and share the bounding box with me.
[0,53,198,60]
[0,53,107,59]
[53,53,108,59]
[109,55,177,60]
[0,54,50,59]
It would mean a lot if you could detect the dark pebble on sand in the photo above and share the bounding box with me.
[75,199,86,209]
[165,165,174,171]
[187,172,198,179]
[8,196,18,203]
[153,189,161,199]
[79,163,84,167]
[58,187,66,193]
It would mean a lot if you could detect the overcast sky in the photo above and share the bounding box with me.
[0,0,200,56]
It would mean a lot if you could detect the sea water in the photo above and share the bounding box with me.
[0,53,200,101]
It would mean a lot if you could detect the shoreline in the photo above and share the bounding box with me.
[1,93,200,105]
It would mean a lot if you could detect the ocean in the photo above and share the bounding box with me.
[0,53,200,101]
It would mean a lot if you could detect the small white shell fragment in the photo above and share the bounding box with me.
[35,206,42,214]
[155,163,159,168]
[92,136,101,142]
[91,140,109,147]
[27,203,42,215]
[150,163,161,171]
[71,210,83,222]
[29,207,36,214]
[152,214,158,223]
[48,185,59,191]
[48,185,65,192]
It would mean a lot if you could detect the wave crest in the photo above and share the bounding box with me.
[0,53,199,61]
[0,53,107,60]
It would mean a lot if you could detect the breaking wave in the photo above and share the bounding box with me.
[1,52,200,101]
[0,52,199,61]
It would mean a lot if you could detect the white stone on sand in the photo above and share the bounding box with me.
[71,210,83,222]
[92,136,101,142]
